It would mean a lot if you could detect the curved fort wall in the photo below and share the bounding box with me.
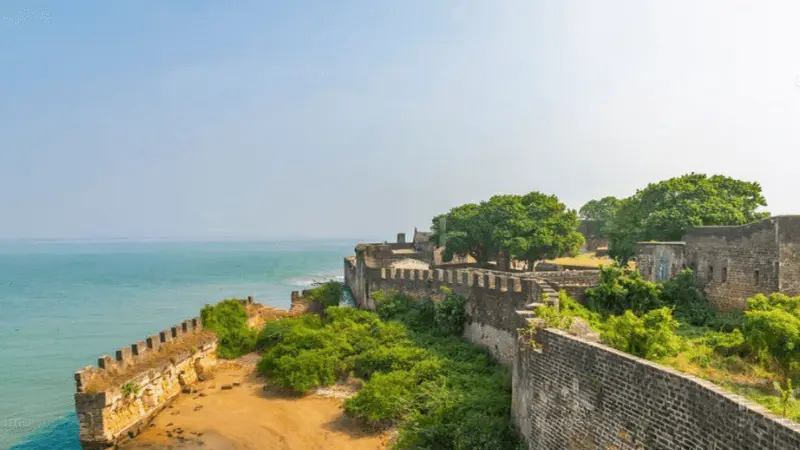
[74,316,217,449]
[514,328,800,450]
[345,244,800,450]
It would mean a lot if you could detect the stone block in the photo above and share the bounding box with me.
[97,355,115,370]
[132,341,148,358]
[115,347,133,365]
[74,368,94,393]
[146,334,161,350]
[160,329,172,344]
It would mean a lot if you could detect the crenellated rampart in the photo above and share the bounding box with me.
[361,266,544,364]
[72,295,290,450]
[345,238,800,449]
[74,315,217,449]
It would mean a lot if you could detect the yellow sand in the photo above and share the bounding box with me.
[120,355,388,450]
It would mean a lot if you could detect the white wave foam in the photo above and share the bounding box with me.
[289,275,344,287]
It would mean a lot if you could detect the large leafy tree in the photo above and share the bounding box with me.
[579,196,622,222]
[505,192,583,269]
[606,173,768,262]
[430,203,498,264]
[431,192,583,269]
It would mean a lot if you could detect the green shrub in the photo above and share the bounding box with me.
[353,345,430,379]
[533,302,572,330]
[743,306,800,379]
[374,290,436,330]
[434,287,468,336]
[702,329,746,357]
[601,307,682,360]
[256,315,322,350]
[586,264,664,315]
[343,370,417,426]
[530,291,601,332]
[265,348,345,393]
[662,270,717,326]
[309,280,344,309]
[201,299,257,359]
[747,293,800,316]
[707,310,745,332]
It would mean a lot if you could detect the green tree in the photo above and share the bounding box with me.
[504,192,583,269]
[431,203,498,264]
[605,173,768,262]
[431,192,583,270]
[579,196,621,223]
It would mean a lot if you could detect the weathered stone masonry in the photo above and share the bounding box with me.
[347,236,800,450]
[637,216,800,310]
[345,248,600,365]
[74,317,217,449]
[514,328,800,450]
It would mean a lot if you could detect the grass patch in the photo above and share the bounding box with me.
[548,252,616,268]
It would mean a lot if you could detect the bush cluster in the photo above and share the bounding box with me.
[200,299,257,359]
[601,308,682,360]
[586,264,740,329]
[254,290,523,449]
[308,280,344,309]
[547,266,800,418]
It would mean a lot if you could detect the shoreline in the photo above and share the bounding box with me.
[118,353,389,450]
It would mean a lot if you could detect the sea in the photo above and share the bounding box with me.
[0,239,355,450]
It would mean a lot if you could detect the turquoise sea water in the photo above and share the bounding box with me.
[0,240,353,450]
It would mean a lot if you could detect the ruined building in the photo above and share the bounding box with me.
[636,215,800,310]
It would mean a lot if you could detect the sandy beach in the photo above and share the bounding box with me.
[120,354,388,450]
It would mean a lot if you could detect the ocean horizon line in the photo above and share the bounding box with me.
[0,236,380,244]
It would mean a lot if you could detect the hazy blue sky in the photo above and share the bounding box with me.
[2,1,799,240]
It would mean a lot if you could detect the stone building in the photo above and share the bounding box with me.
[636,215,800,310]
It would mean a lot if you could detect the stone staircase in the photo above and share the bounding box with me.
[516,279,561,324]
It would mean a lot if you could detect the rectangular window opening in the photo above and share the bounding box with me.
[722,267,728,283]
[754,270,760,286]
[708,266,714,282]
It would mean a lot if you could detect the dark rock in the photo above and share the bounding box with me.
[221,384,233,390]
[182,386,192,394]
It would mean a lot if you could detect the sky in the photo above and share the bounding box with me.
[2,1,800,241]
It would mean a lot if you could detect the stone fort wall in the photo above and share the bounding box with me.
[74,316,217,449]
[637,216,800,311]
[345,256,600,364]
[513,328,800,450]
[347,256,800,449]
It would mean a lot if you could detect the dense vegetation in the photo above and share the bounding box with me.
[587,173,769,262]
[254,286,522,449]
[533,267,799,420]
[200,299,258,359]
[307,279,344,312]
[578,196,621,233]
[430,192,583,269]
[202,281,344,359]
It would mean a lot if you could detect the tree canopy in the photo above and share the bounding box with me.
[605,173,768,262]
[579,196,622,222]
[430,192,583,268]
